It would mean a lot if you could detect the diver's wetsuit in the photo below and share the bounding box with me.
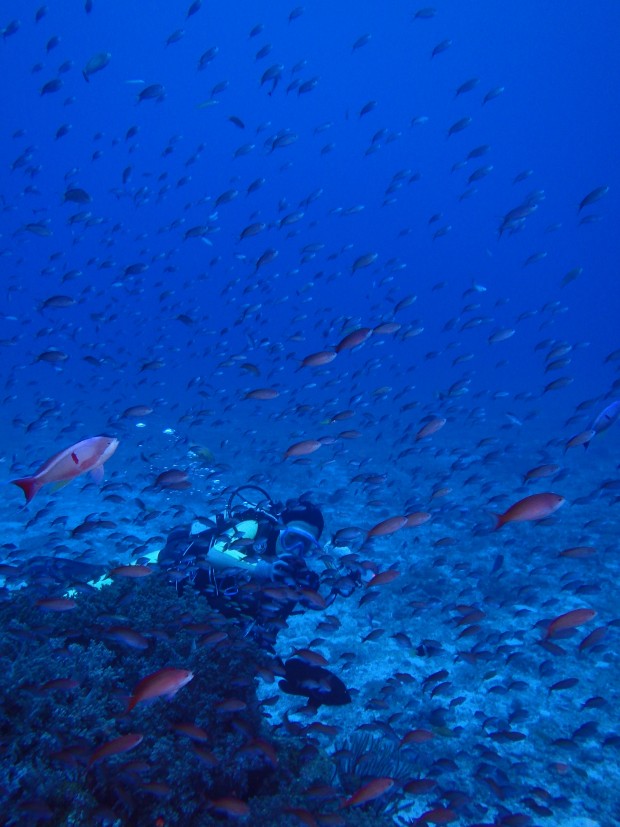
[157,496,325,651]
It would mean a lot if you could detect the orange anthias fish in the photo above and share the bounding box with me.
[492,492,566,530]
[126,667,194,712]
[341,777,394,808]
[88,732,143,767]
[545,608,596,639]
[10,436,119,503]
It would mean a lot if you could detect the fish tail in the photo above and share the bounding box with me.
[10,476,42,504]
[491,513,504,531]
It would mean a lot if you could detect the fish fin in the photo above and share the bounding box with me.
[90,465,104,484]
[10,477,42,504]
[301,700,319,714]
[49,480,71,494]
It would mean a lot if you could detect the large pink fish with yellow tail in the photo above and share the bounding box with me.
[11,436,119,504]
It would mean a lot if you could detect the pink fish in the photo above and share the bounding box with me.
[10,436,119,503]
[492,492,565,529]
[341,777,394,808]
[126,667,194,712]
[88,733,143,767]
[546,608,596,639]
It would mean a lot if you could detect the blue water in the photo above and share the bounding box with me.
[1,1,619,825]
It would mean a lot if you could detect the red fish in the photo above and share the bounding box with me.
[335,327,372,352]
[415,417,446,440]
[492,492,565,529]
[546,608,596,638]
[169,721,210,741]
[36,598,77,611]
[11,436,119,503]
[109,565,152,578]
[300,350,337,368]
[284,439,322,458]
[367,516,407,537]
[341,777,394,807]
[365,570,401,588]
[88,733,143,767]
[126,667,194,712]
[405,511,431,527]
[208,797,250,818]
[373,321,400,335]
[104,627,149,650]
[400,729,434,745]
[244,388,280,400]
[416,807,458,824]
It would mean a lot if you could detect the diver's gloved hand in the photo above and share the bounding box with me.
[253,559,275,580]
[271,553,303,583]
[274,554,322,591]
[250,555,299,582]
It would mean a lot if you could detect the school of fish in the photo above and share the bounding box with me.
[0,1,618,825]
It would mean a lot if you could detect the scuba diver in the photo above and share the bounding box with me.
[157,486,359,707]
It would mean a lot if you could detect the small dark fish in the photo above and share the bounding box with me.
[138,84,165,102]
[187,0,202,17]
[579,626,607,652]
[63,187,91,205]
[239,222,266,240]
[255,44,272,60]
[82,52,111,81]
[352,252,378,272]
[483,86,505,104]
[431,39,452,58]
[549,678,579,692]
[122,405,153,418]
[447,116,472,137]
[298,77,319,95]
[414,7,437,19]
[198,46,219,69]
[41,295,75,309]
[456,77,479,96]
[166,28,185,46]
[260,63,283,94]
[561,267,583,287]
[155,469,191,490]
[579,185,609,211]
[523,251,547,267]
[255,248,278,271]
[352,33,371,51]
[40,78,62,95]
[215,188,238,207]
[211,80,229,96]
[359,100,377,118]
[247,177,266,195]
[36,349,69,364]
[25,221,52,237]
[2,19,20,38]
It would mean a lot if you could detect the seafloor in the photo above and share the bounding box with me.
[0,406,618,826]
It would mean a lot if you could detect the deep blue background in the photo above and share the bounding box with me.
[1,0,618,471]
